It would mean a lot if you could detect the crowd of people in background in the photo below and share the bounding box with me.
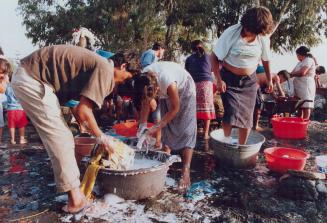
[0,6,326,214]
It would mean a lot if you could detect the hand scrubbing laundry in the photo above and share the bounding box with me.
[136,125,157,151]
[80,135,135,198]
[96,134,135,170]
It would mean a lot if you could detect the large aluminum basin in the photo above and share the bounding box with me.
[210,129,265,169]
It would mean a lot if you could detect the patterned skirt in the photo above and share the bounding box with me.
[195,81,216,120]
[160,76,197,150]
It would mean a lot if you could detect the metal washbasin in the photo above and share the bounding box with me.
[210,129,265,169]
[81,150,181,200]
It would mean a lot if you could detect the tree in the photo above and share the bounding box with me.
[18,0,327,58]
[18,0,167,54]
[210,0,327,52]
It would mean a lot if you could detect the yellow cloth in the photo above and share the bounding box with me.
[80,141,135,198]
[80,149,103,199]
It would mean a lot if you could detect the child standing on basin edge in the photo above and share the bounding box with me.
[210,6,274,144]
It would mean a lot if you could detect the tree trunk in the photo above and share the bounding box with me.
[271,0,292,35]
[164,0,176,60]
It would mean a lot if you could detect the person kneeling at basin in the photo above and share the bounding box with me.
[134,61,197,192]
[11,45,139,214]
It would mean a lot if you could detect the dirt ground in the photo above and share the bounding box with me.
[0,118,327,222]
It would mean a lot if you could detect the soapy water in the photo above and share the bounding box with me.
[130,157,162,170]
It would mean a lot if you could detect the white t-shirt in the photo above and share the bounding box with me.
[293,57,316,78]
[143,61,190,98]
[280,79,294,97]
[213,24,271,69]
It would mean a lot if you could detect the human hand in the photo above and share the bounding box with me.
[147,124,160,137]
[217,80,226,93]
[137,123,148,138]
[148,120,167,137]
[266,80,273,93]
[96,134,115,154]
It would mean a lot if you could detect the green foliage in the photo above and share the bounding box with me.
[18,0,327,59]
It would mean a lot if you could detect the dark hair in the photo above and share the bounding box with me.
[295,46,310,57]
[111,51,141,75]
[240,6,274,35]
[133,73,158,111]
[0,47,3,56]
[191,40,205,57]
[152,42,163,51]
[277,70,291,80]
[316,66,326,75]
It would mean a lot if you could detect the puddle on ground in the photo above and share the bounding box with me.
[0,122,326,222]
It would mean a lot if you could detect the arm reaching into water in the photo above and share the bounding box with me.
[76,96,114,153]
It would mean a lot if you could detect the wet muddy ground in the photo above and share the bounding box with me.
[0,120,327,223]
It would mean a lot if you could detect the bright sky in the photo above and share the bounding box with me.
[0,0,326,73]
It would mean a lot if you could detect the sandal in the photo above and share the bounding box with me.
[62,200,92,215]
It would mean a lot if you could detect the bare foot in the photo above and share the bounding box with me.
[178,168,191,193]
[255,126,265,132]
[62,198,90,214]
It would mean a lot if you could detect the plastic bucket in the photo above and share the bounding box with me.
[271,117,309,139]
[112,120,153,137]
[264,147,310,174]
[74,137,96,165]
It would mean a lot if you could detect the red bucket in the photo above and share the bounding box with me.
[271,117,309,139]
[264,147,310,174]
[112,120,153,137]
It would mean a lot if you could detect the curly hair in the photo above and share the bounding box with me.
[241,6,274,35]
[133,72,158,111]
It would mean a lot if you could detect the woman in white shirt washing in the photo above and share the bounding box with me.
[211,6,274,144]
[291,46,316,119]
[135,62,196,191]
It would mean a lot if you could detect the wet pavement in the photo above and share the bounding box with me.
[0,122,327,222]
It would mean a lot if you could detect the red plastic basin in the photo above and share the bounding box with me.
[112,120,153,137]
[264,147,310,174]
[271,117,309,139]
[74,137,96,165]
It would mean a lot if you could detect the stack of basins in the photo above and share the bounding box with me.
[264,116,310,173]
